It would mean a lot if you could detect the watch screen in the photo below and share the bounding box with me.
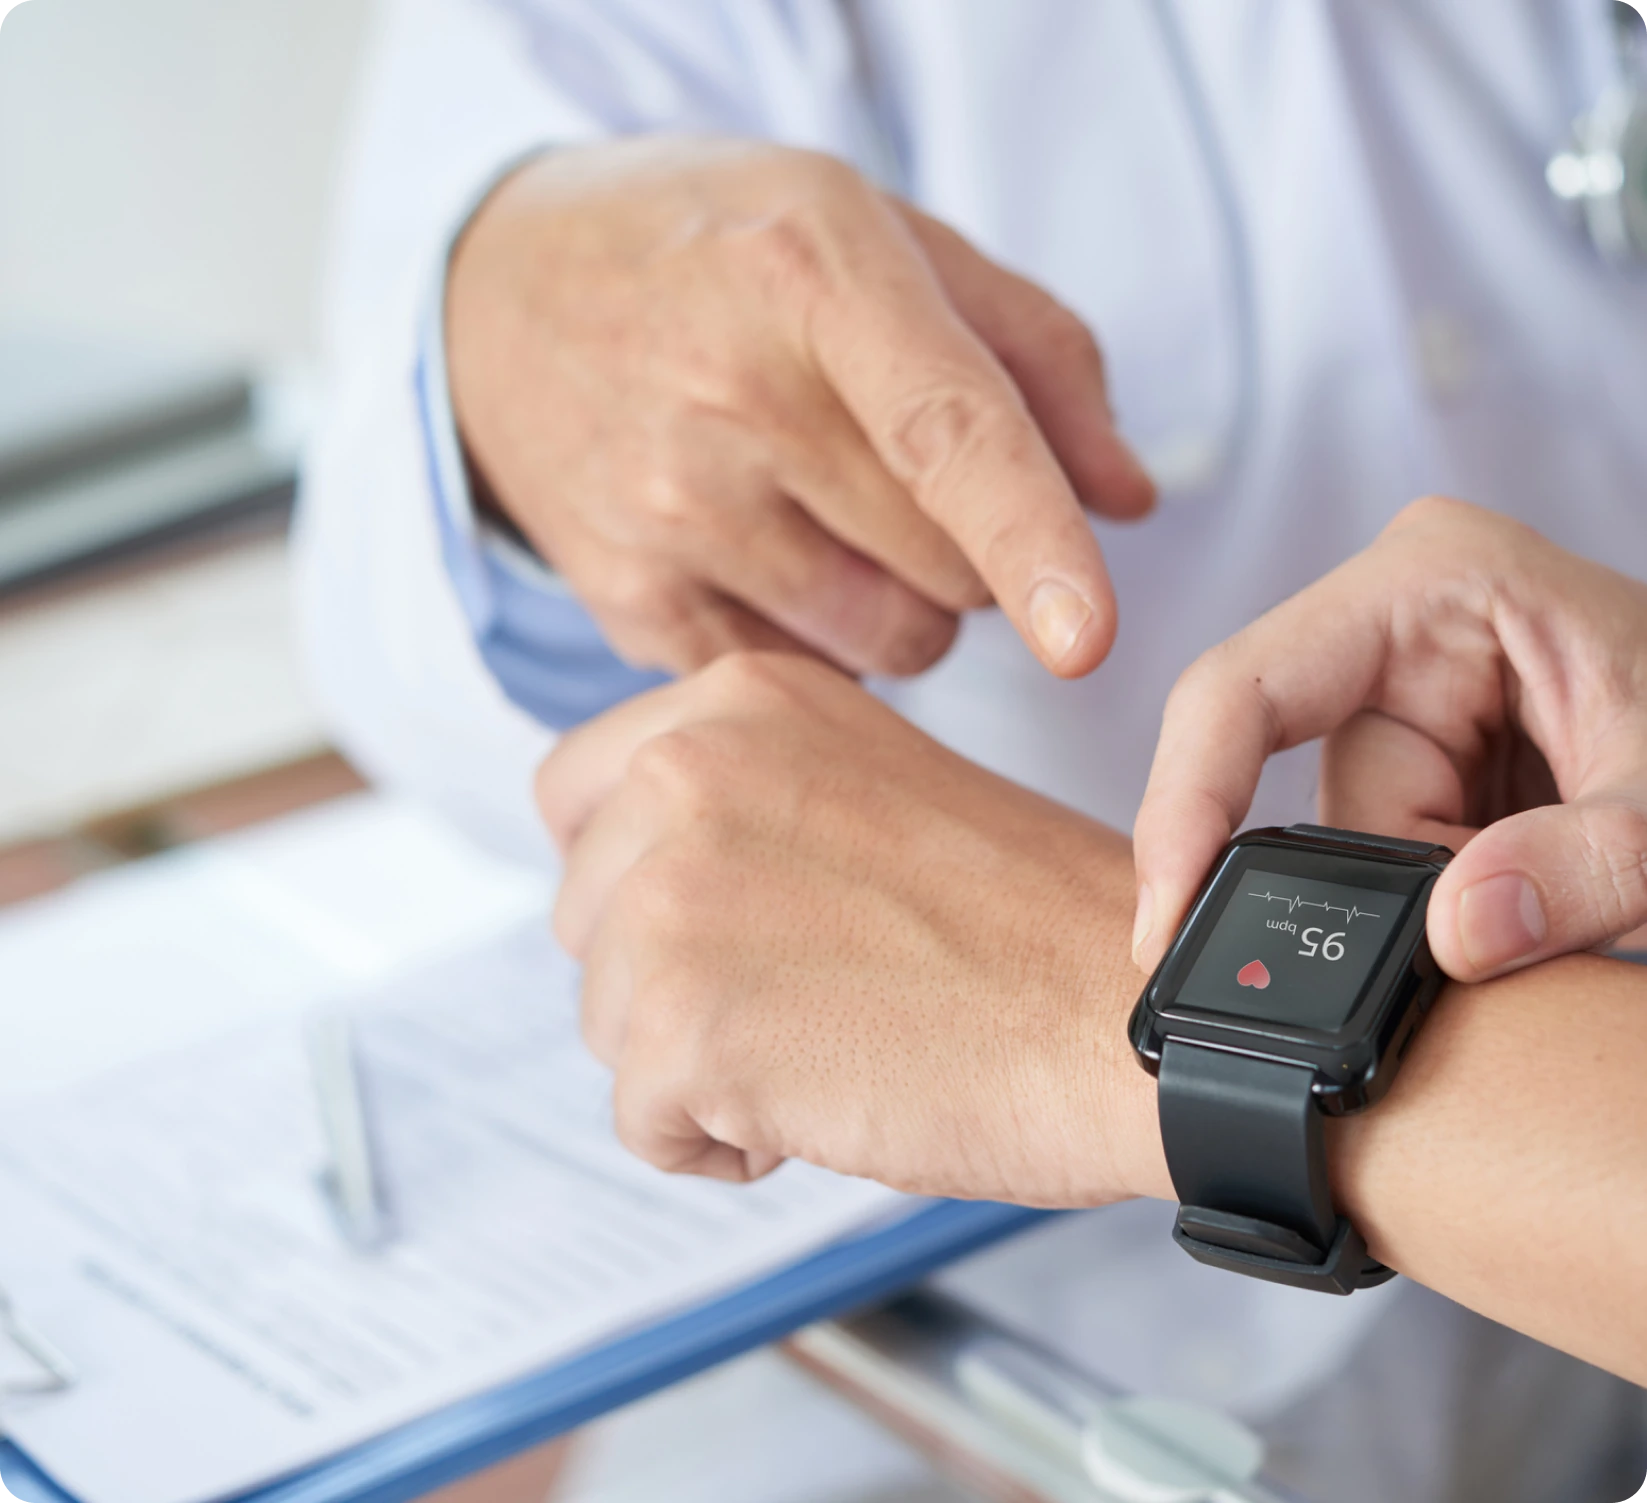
[1177,868,1410,1030]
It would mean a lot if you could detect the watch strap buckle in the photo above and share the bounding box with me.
[1172,1205,1396,1296]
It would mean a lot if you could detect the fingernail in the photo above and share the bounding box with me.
[1028,579,1094,668]
[1457,873,1547,974]
[1132,885,1154,967]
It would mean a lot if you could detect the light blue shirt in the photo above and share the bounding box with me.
[414,294,666,731]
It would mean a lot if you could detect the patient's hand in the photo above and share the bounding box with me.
[531,597,1647,1386]
[1132,497,1647,982]
[535,652,1166,1204]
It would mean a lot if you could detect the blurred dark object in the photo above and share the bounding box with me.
[0,330,301,594]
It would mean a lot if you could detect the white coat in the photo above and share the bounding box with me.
[294,4,1647,1498]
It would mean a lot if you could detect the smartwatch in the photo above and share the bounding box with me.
[1129,824,1452,1295]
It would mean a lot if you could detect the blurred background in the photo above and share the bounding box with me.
[0,0,372,901]
[1,0,364,368]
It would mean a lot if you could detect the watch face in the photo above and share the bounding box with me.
[1176,868,1412,1031]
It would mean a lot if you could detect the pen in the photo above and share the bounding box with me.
[305,1010,394,1253]
[0,1283,77,1395]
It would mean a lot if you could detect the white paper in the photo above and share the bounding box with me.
[0,926,906,1503]
[0,795,553,1106]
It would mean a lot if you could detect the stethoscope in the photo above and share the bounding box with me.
[1142,0,1647,497]
[846,0,1645,497]
[1547,1,1647,265]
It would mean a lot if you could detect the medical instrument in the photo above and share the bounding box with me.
[1130,825,1452,1295]
[1137,1,1647,496]
[1147,0,1647,497]
[1547,1,1647,264]
[1141,0,1260,497]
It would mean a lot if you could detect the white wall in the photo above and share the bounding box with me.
[0,0,371,366]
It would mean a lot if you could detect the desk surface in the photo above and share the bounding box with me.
[0,532,328,848]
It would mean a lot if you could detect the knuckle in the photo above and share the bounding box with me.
[770,148,867,222]
[788,147,864,199]
[700,647,814,710]
[1382,495,1543,590]
[735,205,836,305]
[609,1086,668,1169]
[598,618,671,673]
[697,366,782,433]
[1034,302,1105,374]
[590,559,670,621]
[728,156,867,305]
[627,729,725,813]
[1386,494,1510,554]
[864,600,960,678]
[1168,644,1231,710]
[1571,802,1647,932]
[623,970,719,1084]
[695,1097,758,1157]
[617,857,704,953]
[590,569,705,668]
[637,466,706,533]
[884,381,1022,497]
[1389,494,1467,532]
[633,965,696,1035]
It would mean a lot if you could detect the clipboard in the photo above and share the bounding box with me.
[0,1200,1051,1503]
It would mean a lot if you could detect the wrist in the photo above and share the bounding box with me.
[1324,973,1465,1270]
[1053,836,1174,1206]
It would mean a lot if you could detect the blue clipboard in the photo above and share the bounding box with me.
[0,1200,1051,1503]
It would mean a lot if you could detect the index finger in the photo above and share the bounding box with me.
[1130,559,1404,970]
[789,182,1118,677]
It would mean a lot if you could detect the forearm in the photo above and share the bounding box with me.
[536,649,1647,1381]
[1330,953,1647,1382]
[1089,843,1647,1380]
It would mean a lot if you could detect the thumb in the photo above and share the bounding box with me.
[1428,793,1647,981]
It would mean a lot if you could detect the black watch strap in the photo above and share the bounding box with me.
[1158,1040,1396,1295]
[1283,823,1449,860]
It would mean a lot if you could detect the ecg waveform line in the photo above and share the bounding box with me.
[1247,890,1382,924]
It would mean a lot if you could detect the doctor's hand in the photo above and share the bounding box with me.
[447,136,1154,682]
[535,651,1166,1205]
[1132,498,1647,983]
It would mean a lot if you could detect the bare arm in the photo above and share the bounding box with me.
[535,651,1647,1388]
[1334,950,1647,1382]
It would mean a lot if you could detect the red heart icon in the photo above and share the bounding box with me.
[1236,959,1271,989]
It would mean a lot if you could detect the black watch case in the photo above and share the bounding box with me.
[1130,826,1452,1115]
